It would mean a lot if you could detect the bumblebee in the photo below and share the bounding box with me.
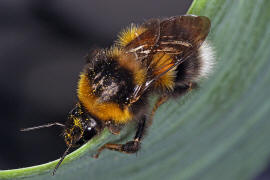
[22,15,215,175]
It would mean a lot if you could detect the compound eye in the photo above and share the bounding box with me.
[83,126,97,142]
[87,127,92,131]
[81,119,97,141]
[88,118,97,127]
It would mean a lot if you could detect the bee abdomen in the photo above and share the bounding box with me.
[175,41,215,86]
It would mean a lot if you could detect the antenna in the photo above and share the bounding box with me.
[20,122,65,131]
[52,142,73,175]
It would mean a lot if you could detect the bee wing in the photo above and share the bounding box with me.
[126,15,211,102]
[157,15,211,53]
[148,15,211,84]
[124,18,161,62]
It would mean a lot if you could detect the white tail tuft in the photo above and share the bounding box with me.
[198,41,216,78]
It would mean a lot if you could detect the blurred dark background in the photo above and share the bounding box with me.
[0,1,269,179]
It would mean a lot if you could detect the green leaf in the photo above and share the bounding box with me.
[1,0,270,179]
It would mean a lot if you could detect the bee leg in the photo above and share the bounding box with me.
[105,121,123,135]
[173,82,198,97]
[187,82,198,91]
[150,95,168,120]
[92,140,141,158]
[92,116,147,158]
[93,96,169,158]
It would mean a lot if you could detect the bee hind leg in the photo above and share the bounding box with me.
[150,95,168,119]
[173,82,198,97]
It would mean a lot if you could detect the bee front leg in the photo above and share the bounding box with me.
[92,116,146,158]
[92,140,141,158]
[106,121,124,135]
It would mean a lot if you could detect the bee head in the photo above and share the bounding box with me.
[64,103,99,147]
[21,102,102,175]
